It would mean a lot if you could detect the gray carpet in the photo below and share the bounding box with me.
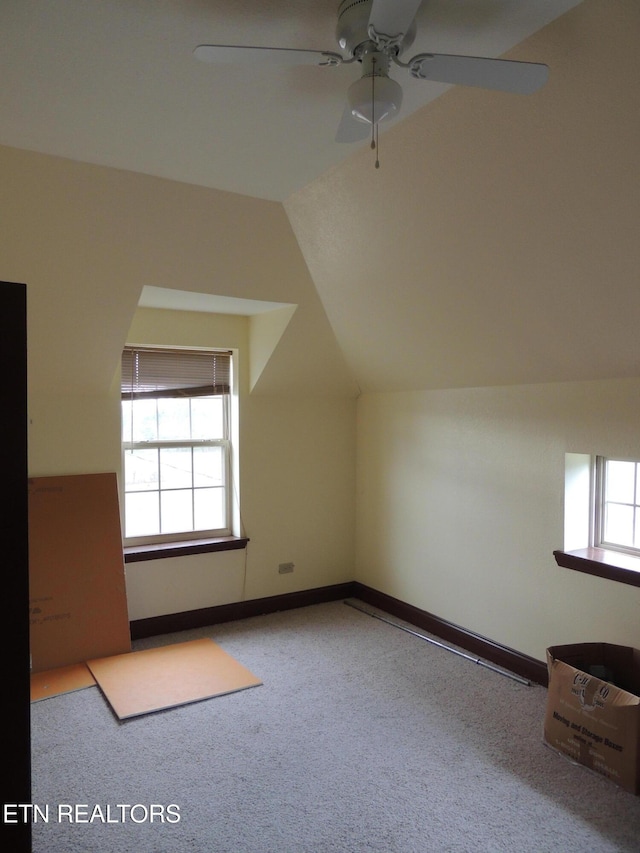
[31,600,640,852]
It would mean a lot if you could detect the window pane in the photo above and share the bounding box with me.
[131,398,158,442]
[121,350,234,543]
[191,397,224,440]
[126,491,159,537]
[194,487,225,530]
[605,460,635,504]
[161,489,193,534]
[125,449,158,491]
[604,503,634,547]
[193,446,224,487]
[158,397,191,441]
[160,448,193,489]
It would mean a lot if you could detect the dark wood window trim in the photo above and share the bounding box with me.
[124,536,249,563]
[553,547,640,588]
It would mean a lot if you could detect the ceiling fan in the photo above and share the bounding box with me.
[194,0,548,147]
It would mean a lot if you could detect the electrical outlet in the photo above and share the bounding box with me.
[278,562,295,574]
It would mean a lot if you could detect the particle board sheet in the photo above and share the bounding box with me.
[87,638,262,719]
[29,473,131,672]
[30,663,96,702]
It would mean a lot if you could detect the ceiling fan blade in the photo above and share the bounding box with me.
[368,0,423,40]
[407,53,548,94]
[335,104,371,143]
[193,45,343,67]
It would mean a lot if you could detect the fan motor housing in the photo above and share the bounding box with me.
[336,0,416,58]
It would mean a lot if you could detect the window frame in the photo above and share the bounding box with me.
[121,346,234,548]
[593,456,640,558]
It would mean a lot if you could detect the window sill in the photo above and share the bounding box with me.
[553,547,640,588]
[124,536,249,564]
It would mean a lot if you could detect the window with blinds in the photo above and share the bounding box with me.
[121,346,233,544]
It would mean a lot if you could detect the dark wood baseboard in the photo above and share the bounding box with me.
[130,582,357,640]
[351,583,548,686]
[130,580,548,686]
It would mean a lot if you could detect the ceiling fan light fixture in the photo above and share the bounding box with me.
[347,73,402,125]
[195,0,551,149]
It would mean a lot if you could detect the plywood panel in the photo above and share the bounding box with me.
[30,663,95,702]
[29,473,131,672]
[87,638,262,719]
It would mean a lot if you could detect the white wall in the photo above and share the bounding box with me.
[356,379,640,662]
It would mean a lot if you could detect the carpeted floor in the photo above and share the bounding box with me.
[30,600,640,852]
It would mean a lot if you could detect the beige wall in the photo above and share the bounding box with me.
[124,306,357,618]
[356,379,640,662]
[4,141,640,661]
[1,144,356,620]
[124,386,357,619]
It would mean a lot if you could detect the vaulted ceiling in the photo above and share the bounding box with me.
[0,0,580,201]
[3,0,639,393]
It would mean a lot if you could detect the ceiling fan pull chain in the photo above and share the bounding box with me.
[370,56,379,169]
[371,55,377,136]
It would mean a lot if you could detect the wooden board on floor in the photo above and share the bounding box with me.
[87,638,262,719]
[31,663,96,702]
[28,472,131,673]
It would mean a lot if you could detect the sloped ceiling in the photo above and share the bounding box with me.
[0,145,357,398]
[285,0,640,390]
[0,0,579,202]
[2,1,637,394]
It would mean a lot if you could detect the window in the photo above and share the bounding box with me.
[554,454,640,588]
[121,346,232,545]
[595,457,640,556]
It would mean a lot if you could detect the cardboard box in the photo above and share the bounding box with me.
[29,473,131,672]
[543,643,640,794]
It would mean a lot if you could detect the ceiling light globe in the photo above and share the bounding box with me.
[347,75,403,125]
